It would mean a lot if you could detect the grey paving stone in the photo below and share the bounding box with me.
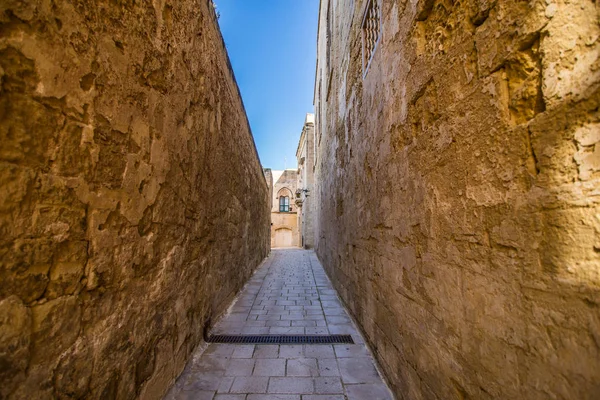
[269,327,305,334]
[225,359,255,377]
[317,359,340,377]
[318,295,338,301]
[313,377,343,394]
[232,345,255,359]
[248,396,300,400]
[320,301,342,308]
[345,383,393,400]
[230,377,269,394]
[217,377,235,393]
[268,377,314,394]
[278,345,303,358]
[254,359,286,376]
[301,396,344,400]
[229,313,251,321]
[269,306,287,312]
[291,320,316,327]
[276,300,296,306]
[350,334,366,344]
[214,395,246,400]
[245,321,268,327]
[254,345,280,358]
[333,345,370,358]
[337,358,381,384]
[242,327,271,334]
[317,290,336,295]
[304,327,329,335]
[250,309,267,315]
[286,359,319,377]
[327,325,358,335]
[266,320,292,327]
[280,314,306,321]
[304,346,335,359]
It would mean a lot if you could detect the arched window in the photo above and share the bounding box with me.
[279,196,290,212]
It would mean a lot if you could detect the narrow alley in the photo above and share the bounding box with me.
[165,249,393,400]
[2,0,599,399]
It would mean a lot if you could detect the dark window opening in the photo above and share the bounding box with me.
[279,196,290,212]
[362,0,381,77]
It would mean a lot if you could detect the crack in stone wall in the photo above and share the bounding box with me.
[0,1,270,398]
[314,0,600,399]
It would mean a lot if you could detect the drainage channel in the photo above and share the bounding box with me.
[207,334,354,344]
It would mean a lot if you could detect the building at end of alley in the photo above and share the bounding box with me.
[264,113,316,249]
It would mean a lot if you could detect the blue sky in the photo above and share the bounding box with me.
[215,0,319,170]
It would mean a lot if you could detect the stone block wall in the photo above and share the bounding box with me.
[314,0,600,399]
[0,0,270,398]
[264,168,274,210]
[297,116,316,248]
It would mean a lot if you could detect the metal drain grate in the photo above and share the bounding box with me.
[207,334,354,345]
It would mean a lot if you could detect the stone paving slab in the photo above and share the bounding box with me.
[164,249,393,400]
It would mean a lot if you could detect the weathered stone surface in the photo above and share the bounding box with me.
[0,296,31,398]
[296,114,316,249]
[314,0,600,399]
[0,0,270,398]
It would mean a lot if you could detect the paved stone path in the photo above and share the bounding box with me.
[165,248,393,400]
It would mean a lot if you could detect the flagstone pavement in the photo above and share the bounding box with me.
[164,248,393,400]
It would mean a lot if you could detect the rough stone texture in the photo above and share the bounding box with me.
[263,169,274,210]
[314,0,600,399]
[0,1,270,399]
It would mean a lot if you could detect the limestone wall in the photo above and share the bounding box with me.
[297,116,316,248]
[264,168,274,210]
[0,1,270,399]
[314,0,600,399]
